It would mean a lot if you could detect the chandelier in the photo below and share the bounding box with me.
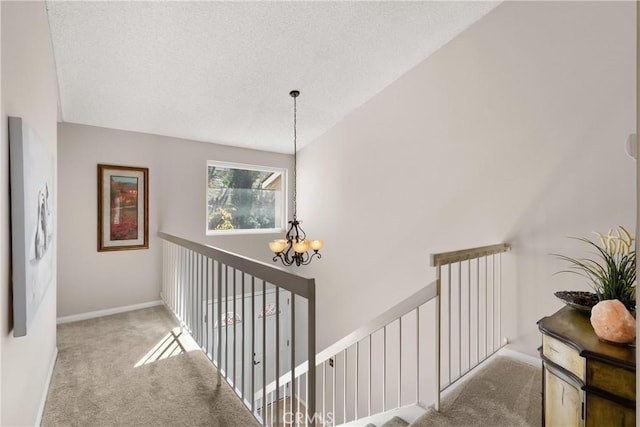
[268,90,323,266]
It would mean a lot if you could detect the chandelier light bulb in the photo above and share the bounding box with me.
[310,240,324,251]
[269,240,287,254]
[292,240,306,253]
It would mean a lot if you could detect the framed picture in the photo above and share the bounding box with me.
[97,164,149,252]
[9,117,55,337]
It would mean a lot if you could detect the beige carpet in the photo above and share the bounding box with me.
[410,357,541,427]
[42,306,259,427]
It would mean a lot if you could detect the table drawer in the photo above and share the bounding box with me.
[586,393,635,427]
[586,359,635,401]
[543,335,585,381]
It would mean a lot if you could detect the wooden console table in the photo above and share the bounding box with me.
[538,306,636,426]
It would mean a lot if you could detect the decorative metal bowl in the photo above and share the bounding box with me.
[554,291,599,313]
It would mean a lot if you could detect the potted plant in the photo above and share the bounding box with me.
[554,226,636,344]
[555,226,636,309]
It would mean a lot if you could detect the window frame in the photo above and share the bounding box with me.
[205,160,288,236]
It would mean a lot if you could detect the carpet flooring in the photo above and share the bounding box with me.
[42,306,540,427]
[410,357,541,427]
[42,306,259,427]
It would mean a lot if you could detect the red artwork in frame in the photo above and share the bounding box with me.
[98,164,149,251]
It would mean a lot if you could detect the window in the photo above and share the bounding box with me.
[206,161,286,234]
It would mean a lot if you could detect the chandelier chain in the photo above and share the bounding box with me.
[292,93,297,220]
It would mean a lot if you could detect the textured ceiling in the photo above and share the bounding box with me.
[46,1,500,153]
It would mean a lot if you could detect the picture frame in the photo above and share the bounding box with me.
[9,116,55,337]
[97,164,149,252]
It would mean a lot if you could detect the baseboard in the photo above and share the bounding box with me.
[56,300,164,324]
[35,347,58,426]
[498,346,542,368]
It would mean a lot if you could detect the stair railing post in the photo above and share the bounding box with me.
[435,263,441,412]
[307,280,316,426]
[217,261,222,386]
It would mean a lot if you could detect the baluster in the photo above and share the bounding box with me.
[332,354,336,425]
[485,256,488,359]
[251,276,255,414]
[224,265,229,379]
[297,373,301,427]
[233,269,237,389]
[343,350,347,423]
[435,264,441,411]
[217,261,222,386]
[241,272,245,399]
[275,287,280,427]
[498,253,502,349]
[290,294,296,425]
[368,336,372,416]
[458,261,462,379]
[172,244,176,315]
[262,280,267,425]
[205,258,209,359]
[476,257,480,366]
[398,317,402,408]
[190,250,194,333]
[382,326,386,412]
[199,254,203,347]
[322,362,326,426]
[468,259,471,373]
[447,263,451,386]
[355,341,359,419]
[416,307,419,404]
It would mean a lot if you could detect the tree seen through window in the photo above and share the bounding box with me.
[207,163,283,232]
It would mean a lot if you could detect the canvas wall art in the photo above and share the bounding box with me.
[9,116,55,337]
[97,164,149,251]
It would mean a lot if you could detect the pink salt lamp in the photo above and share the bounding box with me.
[590,299,636,344]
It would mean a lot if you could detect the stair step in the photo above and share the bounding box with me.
[380,416,409,427]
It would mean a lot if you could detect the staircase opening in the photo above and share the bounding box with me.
[160,233,511,426]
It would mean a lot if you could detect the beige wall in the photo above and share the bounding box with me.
[636,0,639,409]
[297,1,636,356]
[57,122,292,317]
[1,2,59,425]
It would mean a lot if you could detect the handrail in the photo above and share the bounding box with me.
[159,231,315,298]
[430,242,510,267]
[316,280,437,363]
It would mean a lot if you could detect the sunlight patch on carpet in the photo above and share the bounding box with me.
[134,327,198,367]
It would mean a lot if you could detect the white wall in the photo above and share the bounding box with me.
[57,123,292,317]
[1,2,59,425]
[297,1,636,356]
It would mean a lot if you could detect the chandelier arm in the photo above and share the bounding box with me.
[284,220,297,241]
[282,245,294,264]
[300,251,321,266]
[273,253,291,266]
[281,253,295,267]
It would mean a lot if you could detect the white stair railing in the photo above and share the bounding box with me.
[159,232,316,427]
[260,242,510,426]
[261,281,438,426]
[431,242,510,410]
